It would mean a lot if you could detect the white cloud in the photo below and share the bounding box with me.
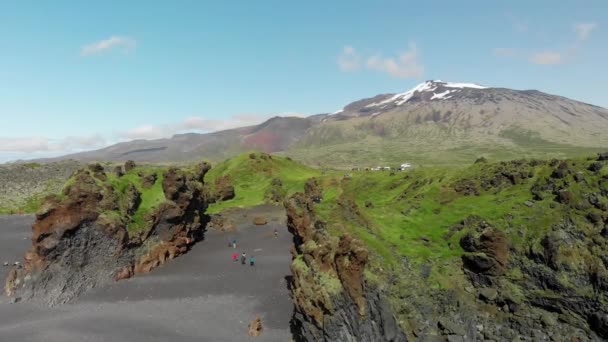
[80,36,136,56]
[117,113,306,141]
[0,137,50,153]
[493,48,518,57]
[574,22,597,41]
[366,43,424,78]
[529,50,563,65]
[337,46,361,71]
[0,134,107,153]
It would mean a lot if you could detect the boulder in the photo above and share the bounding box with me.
[589,162,604,172]
[248,316,263,337]
[253,216,267,225]
[461,226,508,278]
[478,287,498,302]
[113,165,124,177]
[142,173,157,188]
[304,178,323,202]
[124,160,136,172]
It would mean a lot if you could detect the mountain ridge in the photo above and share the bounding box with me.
[29,80,608,166]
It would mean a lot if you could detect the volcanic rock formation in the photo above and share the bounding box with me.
[5,161,216,305]
[284,189,406,341]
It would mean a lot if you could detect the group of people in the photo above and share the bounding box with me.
[228,229,279,266]
[229,239,254,266]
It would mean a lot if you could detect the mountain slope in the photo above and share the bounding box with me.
[289,80,608,166]
[36,80,608,166]
[42,116,317,163]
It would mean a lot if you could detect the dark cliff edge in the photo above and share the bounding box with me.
[284,189,407,341]
[4,161,231,306]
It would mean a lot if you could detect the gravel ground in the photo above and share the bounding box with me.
[0,210,294,342]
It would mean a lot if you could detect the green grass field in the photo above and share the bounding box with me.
[204,152,321,213]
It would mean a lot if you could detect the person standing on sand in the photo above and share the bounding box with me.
[241,252,246,265]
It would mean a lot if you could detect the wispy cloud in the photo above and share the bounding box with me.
[337,46,361,71]
[117,113,306,140]
[494,20,597,66]
[80,36,136,56]
[0,134,106,153]
[366,43,424,78]
[574,22,597,41]
[529,51,563,65]
[339,43,424,79]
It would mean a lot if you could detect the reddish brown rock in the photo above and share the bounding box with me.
[284,191,405,341]
[5,163,212,306]
[253,216,267,225]
[248,316,263,337]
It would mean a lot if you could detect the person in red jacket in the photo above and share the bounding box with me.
[232,252,238,262]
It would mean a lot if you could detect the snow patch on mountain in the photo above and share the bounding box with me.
[365,80,487,108]
[431,89,454,100]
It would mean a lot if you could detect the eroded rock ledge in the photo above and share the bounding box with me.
[284,190,406,342]
[5,161,218,306]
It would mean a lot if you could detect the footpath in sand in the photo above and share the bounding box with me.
[0,205,293,342]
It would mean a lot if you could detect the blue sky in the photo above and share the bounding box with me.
[0,0,606,161]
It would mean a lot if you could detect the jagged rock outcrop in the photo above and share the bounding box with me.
[5,163,213,306]
[265,177,285,203]
[304,178,322,203]
[285,192,406,342]
[124,160,136,172]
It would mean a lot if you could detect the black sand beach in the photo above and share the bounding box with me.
[0,209,293,341]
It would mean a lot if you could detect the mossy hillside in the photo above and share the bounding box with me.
[205,152,321,213]
[287,122,605,168]
[313,156,607,293]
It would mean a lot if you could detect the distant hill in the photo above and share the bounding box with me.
[39,116,319,164]
[37,80,608,167]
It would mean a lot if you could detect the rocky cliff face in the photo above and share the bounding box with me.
[392,156,608,341]
[284,190,406,341]
[5,161,215,305]
[450,156,608,340]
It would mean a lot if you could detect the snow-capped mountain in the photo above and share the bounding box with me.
[365,80,487,107]
[34,80,608,166]
[332,80,490,118]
